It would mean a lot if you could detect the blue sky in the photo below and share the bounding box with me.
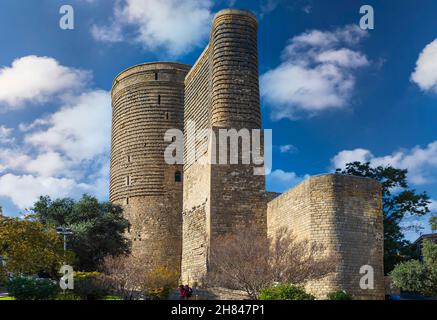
[0,0,436,241]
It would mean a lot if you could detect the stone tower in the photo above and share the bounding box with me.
[110,62,191,271]
[110,8,384,299]
[182,9,269,284]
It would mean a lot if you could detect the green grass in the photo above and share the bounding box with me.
[0,296,15,300]
[101,295,123,300]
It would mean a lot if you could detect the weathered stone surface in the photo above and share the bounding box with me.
[110,9,384,300]
[182,9,268,284]
[110,62,190,271]
[267,174,384,300]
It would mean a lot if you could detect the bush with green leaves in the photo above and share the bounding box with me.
[259,284,315,300]
[7,276,59,300]
[73,272,107,300]
[327,290,353,300]
[390,239,437,297]
[55,292,82,300]
[0,265,8,286]
[144,267,179,300]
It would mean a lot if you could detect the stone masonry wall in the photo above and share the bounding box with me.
[111,62,190,272]
[182,9,268,284]
[110,9,385,299]
[267,174,384,300]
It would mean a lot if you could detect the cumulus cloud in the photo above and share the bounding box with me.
[261,25,369,120]
[0,56,89,109]
[266,169,310,193]
[0,174,93,209]
[24,90,111,161]
[0,126,14,144]
[411,39,437,93]
[0,90,111,208]
[92,0,213,56]
[0,55,111,209]
[0,149,31,174]
[331,141,437,185]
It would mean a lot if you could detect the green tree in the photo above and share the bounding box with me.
[0,216,69,276]
[31,194,130,271]
[336,162,431,274]
[390,240,437,296]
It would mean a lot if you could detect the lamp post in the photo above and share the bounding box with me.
[56,227,73,263]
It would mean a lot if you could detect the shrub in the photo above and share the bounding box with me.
[55,292,82,300]
[73,272,107,300]
[100,255,148,300]
[259,284,315,300]
[144,267,179,300]
[389,260,432,295]
[389,239,437,297]
[207,227,336,299]
[0,265,8,286]
[327,290,353,300]
[7,276,59,300]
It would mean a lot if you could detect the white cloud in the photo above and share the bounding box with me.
[0,126,14,144]
[331,141,437,185]
[0,148,31,174]
[261,25,369,120]
[0,149,69,178]
[279,144,298,154]
[331,148,373,170]
[24,152,70,178]
[0,89,111,208]
[0,174,92,209]
[0,55,111,210]
[429,199,437,212]
[92,0,213,56]
[267,169,309,193]
[411,39,437,93]
[24,90,111,162]
[0,56,89,109]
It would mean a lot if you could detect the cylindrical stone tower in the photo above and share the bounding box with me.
[110,62,191,271]
[211,9,261,130]
[182,9,268,284]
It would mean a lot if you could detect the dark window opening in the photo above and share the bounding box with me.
[175,171,182,182]
[127,155,131,163]
[165,112,169,120]
[155,72,159,80]
[158,95,161,105]
[126,197,129,205]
